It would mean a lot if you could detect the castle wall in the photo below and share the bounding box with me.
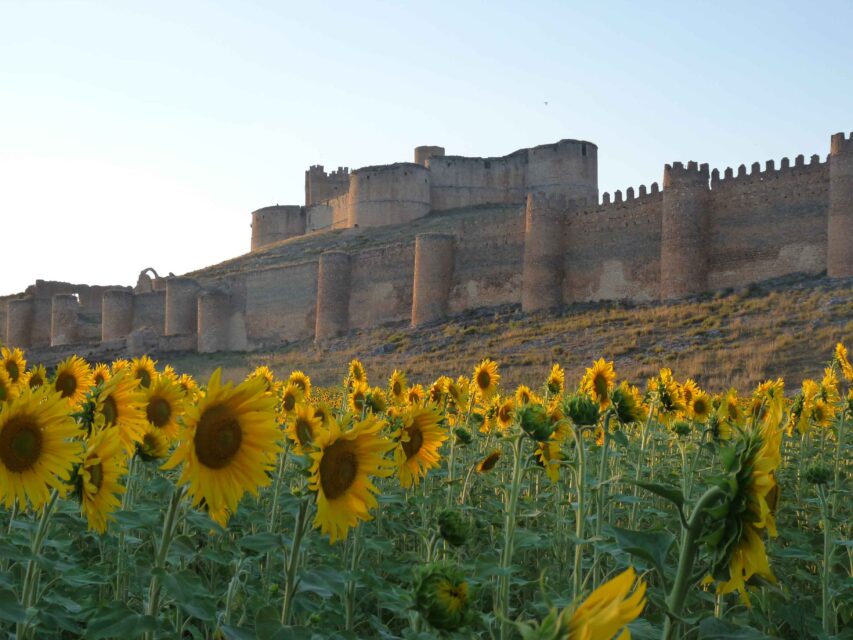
[828,132,853,277]
[565,187,663,303]
[251,205,306,251]
[527,139,598,203]
[315,251,351,340]
[305,165,350,206]
[51,294,79,347]
[244,261,318,343]
[348,164,431,228]
[132,291,166,332]
[348,243,415,329]
[706,155,829,289]
[428,152,528,211]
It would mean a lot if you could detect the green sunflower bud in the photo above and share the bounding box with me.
[672,420,692,437]
[414,564,471,632]
[437,509,468,547]
[454,427,473,445]
[563,393,599,427]
[805,464,832,486]
[519,404,554,441]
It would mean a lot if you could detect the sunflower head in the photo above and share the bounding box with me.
[567,567,646,639]
[280,382,305,417]
[611,381,645,425]
[476,450,501,473]
[453,427,473,445]
[347,380,369,415]
[130,356,158,389]
[76,427,127,533]
[247,365,278,393]
[406,384,425,407]
[366,387,388,414]
[496,397,515,430]
[0,368,17,403]
[138,425,171,462]
[519,404,554,441]
[95,369,148,453]
[394,405,447,488]
[580,358,616,410]
[91,363,111,387]
[0,386,84,509]
[473,359,500,401]
[546,363,565,396]
[162,369,281,527]
[23,364,47,391]
[144,376,187,441]
[388,370,408,403]
[286,403,324,456]
[177,373,199,399]
[835,342,853,382]
[348,359,367,387]
[1,347,26,384]
[429,377,449,404]
[414,564,471,632]
[287,370,311,399]
[535,439,562,483]
[53,355,94,406]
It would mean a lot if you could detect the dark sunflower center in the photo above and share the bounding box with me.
[402,426,424,458]
[293,379,306,393]
[393,382,402,395]
[28,374,43,389]
[319,441,358,500]
[593,374,608,399]
[476,370,490,390]
[55,371,78,398]
[194,404,242,469]
[147,397,172,428]
[295,418,314,447]
[728,403,738,420]
[499,406,511,422]
[136,369,152,388]
[480,452,500,471]
[94,373,106,386]
[352,393,364,411]
[88,462,104,491]
[0,417,42,472]
[694,399,708,416]
[283,393,296,412]
[102,395,118,427]
[5,361,19,382]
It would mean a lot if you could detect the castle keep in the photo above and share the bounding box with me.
[2,133,852,357]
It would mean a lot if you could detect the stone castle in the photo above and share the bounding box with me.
[2,132,852,359]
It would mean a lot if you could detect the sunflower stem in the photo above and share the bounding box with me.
[832,410,846,517]
[144,484,186,639]
[498,434,525,640]
[572,425,587,603]
[592,413,612,585]
[661,485,724,640]
[630,404,655,528]
[817,484,834,635]
[281,496,311,626]
[343,523,362,632]
[17,489,60,639]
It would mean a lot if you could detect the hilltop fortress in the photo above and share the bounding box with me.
[2,132,852,358]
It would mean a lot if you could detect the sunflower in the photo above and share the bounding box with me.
[130,355,157,389]
[91,363,111,387]
[447,376,470,409]
[23,364,47,391]
[580,358,616,410]
[77,428,127,533]
[611,381,645,424]
[388,370,408,403]
[415,564,471,632]
[429,377,450,405]
[536,439,562,483]
[473,359,500,401]
[94,370,148,452]
[811,399,835,428]
[160,365,179,384]
[0,387,83,509]
[366,387,388,414]
[280,382,304,418]
[348,380,369,415]
[162,369,281,527]
[546,363,565,396]
[348,359,367,387]
[287,370,311,399]
[496,397,515,430]
[247,365,277,393]
[138,425,171,461]
[476,450,501,473]
[143,376,186,441]
[395,406,447,488]
[691,391,713,424]
[308,414,395,543]
[0,368,17,403]
[286,403,324,456]
[110,359,130,373]
[649,368,685,424]
[1,347,26,385]
[718,388,744,428]
[53,355,94,406]
[750,379,785,428]
[707,420,781,606]
[407,384,425,406]
[568,567,646,639]
[515,384,537,407]
[177,373,199,399]
[836,342,853,382]
[312,403,335,429]
[680,379,700,409]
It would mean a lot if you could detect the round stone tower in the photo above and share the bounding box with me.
[522,193,566,312]
[315,251,351,340]
[50,294,79,346]
[526,139,598,205]
[197,289,231,353]
[348,163,431,228]
[660,161,710,299]
[828,132,853,277]
[165,277,200,336]
[411,233,456,326]
[6,298,34,348]
[251,205,306,252]
[102,289,134,341]
[414,145,445,167]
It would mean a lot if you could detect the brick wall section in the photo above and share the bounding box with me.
[244,261,318,343]
[348,243,416,330]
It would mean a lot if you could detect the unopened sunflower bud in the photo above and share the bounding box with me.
[454,427,473,445]
[519,404,554,441]
[805,464,832,486]
[437,509,468,547]
[672,420,692,437]
[563,393,599,427]
[414,564,471,631]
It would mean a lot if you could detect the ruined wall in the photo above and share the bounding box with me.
[706,155,829,289]
[251,205,306,251]
[305,165,350,206]
[244,261,318,344]
[565,185,663,303]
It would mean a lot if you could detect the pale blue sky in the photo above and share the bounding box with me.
[1,0,851,295]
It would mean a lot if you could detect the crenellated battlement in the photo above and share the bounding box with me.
[710,153,827,189]
[663,161,710,188]
[600,181,661,205]
[527,191,585,213]
[831,131,853,155]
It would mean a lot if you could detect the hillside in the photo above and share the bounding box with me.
[163,273,853,392]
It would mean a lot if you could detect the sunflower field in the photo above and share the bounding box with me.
[0,345,851,640]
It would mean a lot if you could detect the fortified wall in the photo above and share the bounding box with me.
[2,132,852,359]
